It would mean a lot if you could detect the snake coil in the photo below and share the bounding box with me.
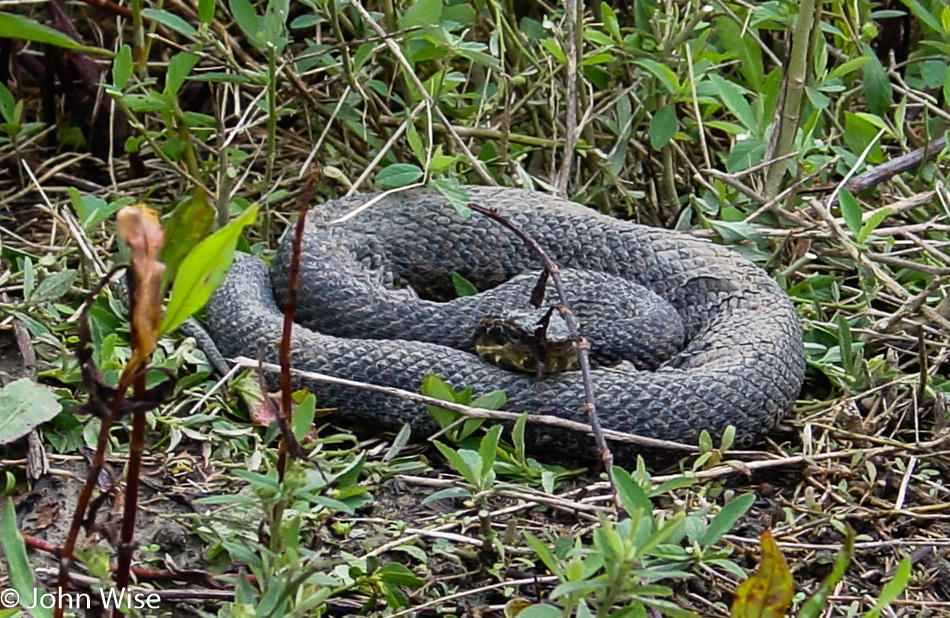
[206,187,805,461]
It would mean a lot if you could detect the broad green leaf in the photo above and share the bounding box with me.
[838,189,863,236]
[899,0,943,33]
[699,493,755,548]
[714,16,763,89]
[478,425,503,478]
[0,12,110,55]
[31,269,76,302]
[843,113,885,163]
[1,499,53,618]
[376,163,424,188]
[399,0,441,29]
[516,605,562,618]
[708,74,757,133]
[862,45,893,117]
[0,379,62,445]
[649,105,677,149]
[160,204,259,334]
[471,389,506,410]
[69,187,130,229]
[112,45,133,90]
[142,8,197,37]
[158,188,216,285]
[539,38,566,64]
[0,82,15,123]
[228,0,262,48]
[828,56,872,80]
[730,531,793,618]
[601,3,620,40]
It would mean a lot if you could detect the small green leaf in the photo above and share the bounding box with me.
[649,105,677,149]
[375,163,424,189]
[112,45,133,90]
[612,466,652,519]
[478,425,503,479]
[838,189,862,236]
[862,45,893,117]
[433,441,478,485]
[857,207,890,243]
[471,389,506,410]
[292,393,316,442]
[0,379,62,445]
[452,272,478,297]
[158,188,216,285]
[164,52,200,97]
[141,8,197,37]
[160,204,259,334]
[198,0,216,25]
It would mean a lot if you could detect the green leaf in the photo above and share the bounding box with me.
[708,74,757,133]
[0,379,62,445]
[1,499,53,618]
[523,532,564,578]
[376,163,424,189]
[292,393,316,442]
[478,425,503,479]
[422,486,472,503]
[634,59,681,94]
[158,188,216,284]
[797,529,854,618]
[539,38,566,64]
[862,45,893,117]
[164,52,200,97]
[141,8,197,37]
[516,604,563,618]
[160,204,259,334]
[649,105,677,149]
[612,466,652,519]
[714,17,763,89]
[471,389,506,410]
[399,0,441,29]
[69,187,129,230]
[699,493,754,548]
[433,441,479,485]
[838,189,863,236]
[858,207,890,243]
[0,12,110,55]
[228,0,262,49]
[0,82,16,124]
[31,269,76,302]
[601,3,620,40]
[861,557,912,618]
[198,0,216,25]
[377,562,425,588]
[112,45,133,90]
[452,272,478,297]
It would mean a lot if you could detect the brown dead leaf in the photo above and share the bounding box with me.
[117,204,166,372]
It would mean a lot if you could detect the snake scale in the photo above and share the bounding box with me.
[205,186,805,460]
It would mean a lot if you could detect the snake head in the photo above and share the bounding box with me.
[473,310,580,375]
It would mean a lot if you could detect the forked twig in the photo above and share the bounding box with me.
[465,202,615,473]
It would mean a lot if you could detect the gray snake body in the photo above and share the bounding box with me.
[205,187,805,460]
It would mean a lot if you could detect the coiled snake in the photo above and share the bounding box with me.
[205,187,805,460]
